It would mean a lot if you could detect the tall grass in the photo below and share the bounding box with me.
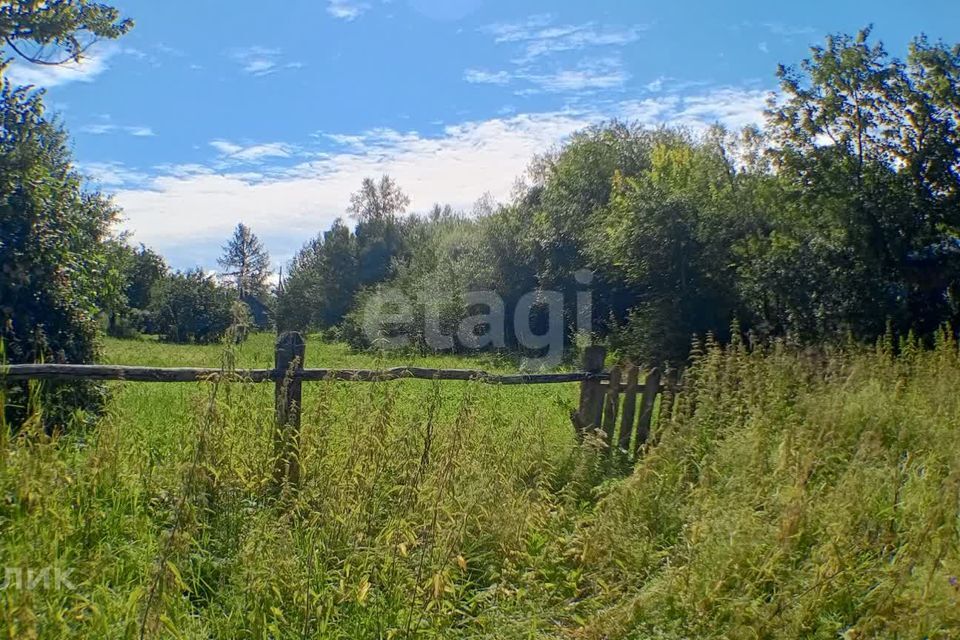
[2,332,960,638]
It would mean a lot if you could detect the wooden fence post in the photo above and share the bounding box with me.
[618,364,640,452]
[573,346,606,437]
[634,367,661,456]
[274,331,305,488]
[601,365,622,450]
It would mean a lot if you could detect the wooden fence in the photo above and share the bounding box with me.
[2,334,674,483]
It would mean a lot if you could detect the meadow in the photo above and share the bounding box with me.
[3,332,960,638]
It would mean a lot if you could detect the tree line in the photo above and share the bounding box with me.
[270,29,960,366]
[2,6,959,428]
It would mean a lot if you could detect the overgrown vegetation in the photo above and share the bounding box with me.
[3,333,960,637]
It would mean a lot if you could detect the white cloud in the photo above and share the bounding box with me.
[80,122,156,137]
[245,58,276,75]
[327,0,370,20]
[229,46,301,76]
[668,88,769,130]
[106,88,769,268]
[758,41,769,54]
[210,139,297,163]
[519,58,629,93]
[81,161,151,188]
[469,16,644,95]
[4,43,118,88]
[482,16,647,62]
[465,60,631,95]
[464,69,511,85]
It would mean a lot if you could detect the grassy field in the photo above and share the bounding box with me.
[3,332,960,638]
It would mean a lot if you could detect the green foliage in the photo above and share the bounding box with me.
[282,31,960,366]
[589,130,745,363]
[148,270,237,344]
[0,78,119,428]
[761,28,960,339]
[276,218,359,331]
[347,174,411,223]
[0,0,130,429]
[102,242,168,338]
[563,332,960,638]
[0,0,132,65]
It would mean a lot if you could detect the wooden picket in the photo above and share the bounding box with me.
[572,347,675,459]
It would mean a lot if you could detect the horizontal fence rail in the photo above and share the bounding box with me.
[0,364,606,385]
[1,333,678,487]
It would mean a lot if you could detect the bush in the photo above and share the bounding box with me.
[149,270,237,344]
[0,81,121,430]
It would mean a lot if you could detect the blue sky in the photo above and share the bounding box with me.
[7,0,960,274]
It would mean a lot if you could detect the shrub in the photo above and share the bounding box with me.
[0,81,121,429]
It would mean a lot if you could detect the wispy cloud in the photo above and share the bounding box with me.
[327,0,370,21]
[468,15,644,96]
[464,69,511,85]
[210,139,297,163]
[482,15,647,62]
[519,58,629,93]
[229,46,302,76]
[81,161,151,188]
[467,58,630,94]
[731,21,817,41]
[762,22,816,37]
[80,122,156,137]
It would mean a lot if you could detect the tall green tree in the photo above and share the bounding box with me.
[277,219,359,331]
[0,1,131,429]
[760,28,960,338]
[348,175,410,223]
[218,223,271,299]
[0,83,121,427]
[351,176,411,286]
[124,244,167,311]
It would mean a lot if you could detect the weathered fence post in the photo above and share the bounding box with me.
[601,365,621,450]
[618,364,640,452]
[572,346,606,438]
[274,331,305,488]
[634,367,661,456]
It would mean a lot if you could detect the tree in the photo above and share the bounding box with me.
[349,177,411,286]
[101,242,167,336]
[0,1,131,430]
[276,219,359,331]
[218,223,271,299]
[125,244,167,311]
[762,28,960,338]
[149,270,236,344]
[0,82,121,428]
[0,1,132,65]
[347,175,410,223]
